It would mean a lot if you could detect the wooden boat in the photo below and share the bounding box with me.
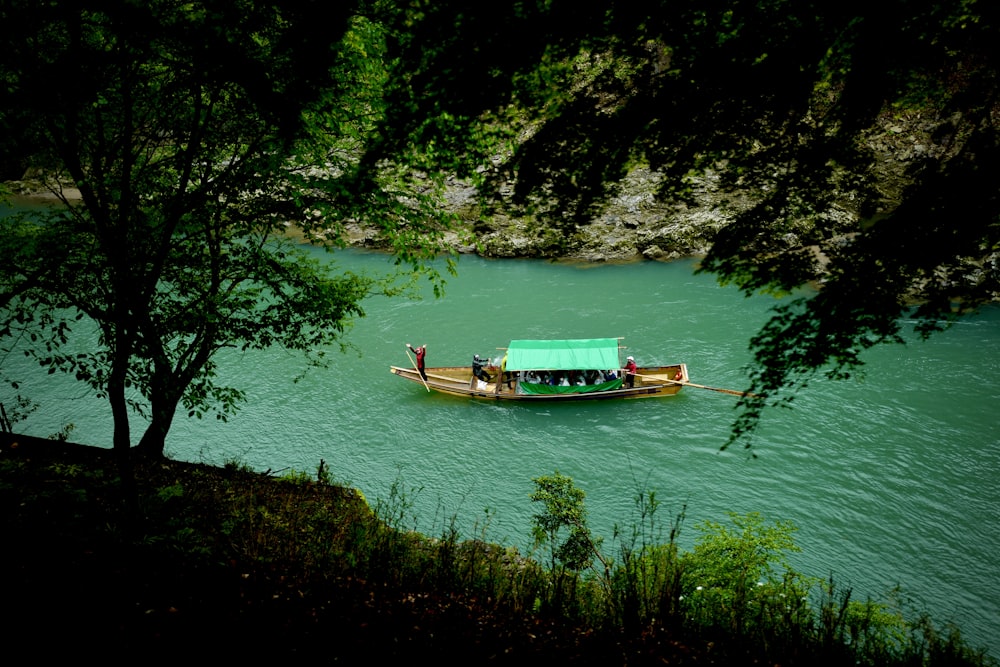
[390,337,688,401]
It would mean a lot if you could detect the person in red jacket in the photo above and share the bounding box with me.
[406,343,427,380]
[624,355,637,388]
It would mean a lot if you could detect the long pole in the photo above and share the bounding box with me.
[635,373,758,398]
[405,348,430,392]
[670,379,758,398]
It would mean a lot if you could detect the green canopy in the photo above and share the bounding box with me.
[504,338,621,371]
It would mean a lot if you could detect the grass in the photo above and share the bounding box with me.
[0,433,994,665]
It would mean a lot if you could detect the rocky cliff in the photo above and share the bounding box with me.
[4,111,951,265]
[419,110,952,264]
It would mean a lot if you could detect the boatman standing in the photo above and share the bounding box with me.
[624,355,637,388]
[406,343,427,380]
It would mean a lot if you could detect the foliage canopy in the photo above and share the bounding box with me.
[375,0,1000,446]
[0,0,481,456]
[2,1,999,452]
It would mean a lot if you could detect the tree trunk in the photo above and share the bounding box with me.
[135,412,172,458]
[108,348,138,523]
[109,377,133,472]
[135,389,181,458]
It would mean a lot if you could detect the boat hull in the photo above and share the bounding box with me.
[389,364,688,401]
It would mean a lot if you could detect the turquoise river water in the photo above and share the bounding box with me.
[4,243,998,654]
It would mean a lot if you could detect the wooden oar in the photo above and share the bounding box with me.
[635,373,759,398]
[671,379,759,398]
[405,348,430,392]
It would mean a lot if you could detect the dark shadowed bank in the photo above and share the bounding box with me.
[2,432,996,665]
[0,433,704,664]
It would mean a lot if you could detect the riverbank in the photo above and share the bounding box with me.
[2,431,994,664]
[0,432,702,662]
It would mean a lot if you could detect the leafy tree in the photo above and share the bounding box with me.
[0,0,470,457]
[376,0,1000,447]
[681,512,805,634]
[530,471,611,612]
[531,471,599,572]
